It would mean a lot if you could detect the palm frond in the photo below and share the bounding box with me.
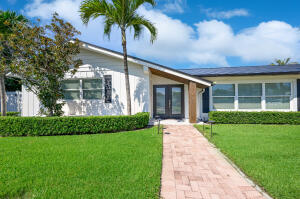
[131,0,156,11]
[79,0,157,43]
[276,59,282,65]
[103,18,115,39]
[128,15,157,43]
[132,24,142,40]
[0,10,28,35]
[285,58,291,65]
[79,0,108,25]
[270,58,292,66]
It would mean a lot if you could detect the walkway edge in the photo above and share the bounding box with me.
[194,126,273,199]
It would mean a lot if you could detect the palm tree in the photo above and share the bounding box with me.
[0,10,27,116]
[80,0,157,115]
[270,58,291,66]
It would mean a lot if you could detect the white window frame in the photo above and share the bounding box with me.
[61,79,81,101]
[238,83,262,110]
[210,80,294,112]
[62,77,105,101]
[211,84,236,110]
[265,82,292,110]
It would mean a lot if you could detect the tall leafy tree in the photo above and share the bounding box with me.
[9,13,82,116]
[0,10,27,116]
[80,0,157,115]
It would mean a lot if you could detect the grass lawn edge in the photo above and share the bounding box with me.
[0,126,163,199]
[193,124,274,199]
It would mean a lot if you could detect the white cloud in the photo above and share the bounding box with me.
[163,0,185,14]
[23,0,122,51]
[233,21,300,61]
[130,7,300,66]
[203,8,249,19]
[23,1,300,67]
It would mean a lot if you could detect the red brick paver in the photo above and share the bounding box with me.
[160,125,267,199]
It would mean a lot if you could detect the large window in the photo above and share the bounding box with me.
[212,84,235,109]
[212,82,291,111]
[61,80,80,100]
[238,83,262,109]
[62,79,103,100]
[265,83,291,109]
[82,79,103,100]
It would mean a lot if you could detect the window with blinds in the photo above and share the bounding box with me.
[212,84,235,109]
[61,79,103,100]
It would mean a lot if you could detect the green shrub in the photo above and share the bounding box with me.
[209,111,300,125]
[0,112,150,136]
[1,112,20,117]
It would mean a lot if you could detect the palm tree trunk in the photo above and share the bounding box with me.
[0,73,7,116]
[121,29,132,115]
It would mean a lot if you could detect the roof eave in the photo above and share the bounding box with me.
[79,40,212,87]
[196,71,300,77]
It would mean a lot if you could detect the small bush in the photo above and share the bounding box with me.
[209,111,300,125]
[0,112,150,136]
[1,112,20,117]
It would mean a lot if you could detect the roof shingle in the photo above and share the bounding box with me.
[180,65,300,77]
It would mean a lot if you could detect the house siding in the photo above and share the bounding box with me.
[21,45,300,118]
[22,48,150,116]
[22,86,40,116]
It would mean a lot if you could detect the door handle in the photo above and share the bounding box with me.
[169,100,171,108]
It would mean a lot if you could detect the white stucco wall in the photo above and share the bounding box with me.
[199,74,300,118]
[22,48,150,116]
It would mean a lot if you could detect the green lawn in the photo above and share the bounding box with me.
[194,124,300,199]
[0,127,162,199]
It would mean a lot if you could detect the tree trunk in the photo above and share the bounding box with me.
[121,29,132,115]
[49,107,54,117]
[0,73,7,116]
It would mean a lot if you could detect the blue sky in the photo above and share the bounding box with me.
[2,0,300,69]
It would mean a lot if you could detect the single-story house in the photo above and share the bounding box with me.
[22,40,300,122]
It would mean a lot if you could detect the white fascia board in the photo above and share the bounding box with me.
[81,43,211,87]
[81,43,140,64]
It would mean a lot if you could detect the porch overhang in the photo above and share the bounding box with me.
[149,68,210,88]
[149,68,211,123]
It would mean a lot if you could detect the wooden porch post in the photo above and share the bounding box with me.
[189,81,197,123]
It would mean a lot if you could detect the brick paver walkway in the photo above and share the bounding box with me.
[160,125,267,199]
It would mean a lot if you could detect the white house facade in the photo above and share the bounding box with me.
[21,41,300,123]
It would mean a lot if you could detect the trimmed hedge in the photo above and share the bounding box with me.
[6,112,20,117]
[209,111,300,125]
[0,112,20,117]
[0,112,150,136]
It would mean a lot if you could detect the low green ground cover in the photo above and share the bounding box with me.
[194,124,300,199]
[0,127,162,199]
